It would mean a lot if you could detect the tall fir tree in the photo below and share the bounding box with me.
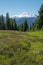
[13,19,17,30]
[10,18,14,30]
[20,23,23,31]
[23,20,28,31]
[31,4,43,30]
[6,13,11,30]
[0,15,5,30]
[38,4,43,29]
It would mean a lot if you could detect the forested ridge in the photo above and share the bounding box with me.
[0,4,43,31]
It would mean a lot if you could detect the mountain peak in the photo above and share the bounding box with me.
[21,12,28,15]
[14,12,35,18]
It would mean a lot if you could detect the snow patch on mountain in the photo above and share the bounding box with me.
[14,12,35,18]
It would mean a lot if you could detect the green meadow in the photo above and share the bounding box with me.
[0,31,43,65]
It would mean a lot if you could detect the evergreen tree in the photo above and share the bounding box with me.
[38,4,43,29]
[23,20,28,31]
[13,19,17,30]
[6,13,11,30]
[0,16,2,29]
[18,20,29,32]
[17,26,19,31]
[31,4,43,30]
[0,15,5,30]
[10,18,14,30]
[20,23,23,31]
[18,23,23,31]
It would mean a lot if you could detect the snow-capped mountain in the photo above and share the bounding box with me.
[14,12,35,18]
[14,12,36,26]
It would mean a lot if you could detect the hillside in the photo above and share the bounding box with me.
[0,31,43,65]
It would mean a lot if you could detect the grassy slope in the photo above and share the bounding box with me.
[0,31,43,65]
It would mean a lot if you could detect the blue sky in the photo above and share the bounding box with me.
[0,0,43,16]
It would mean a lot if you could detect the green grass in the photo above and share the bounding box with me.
[28,31,43,38]
[0,30,43,65]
